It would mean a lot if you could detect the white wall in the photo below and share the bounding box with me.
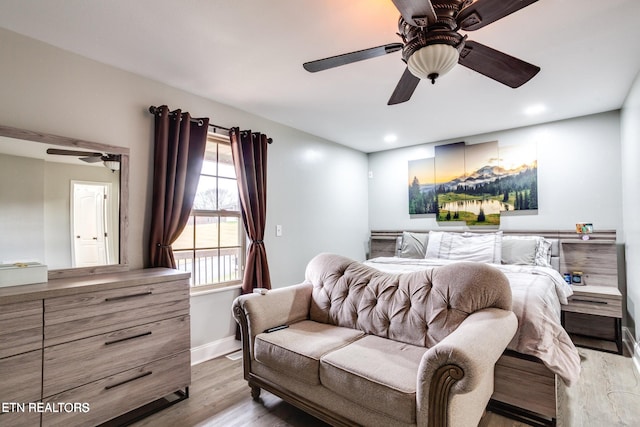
[368,111,622,234]
[621,71,640,344]
[0,154,44,263]
[0,28,369,355]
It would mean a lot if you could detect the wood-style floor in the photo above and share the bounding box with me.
[131,348,640,427]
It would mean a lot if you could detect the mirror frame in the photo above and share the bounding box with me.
[0,124,129,279]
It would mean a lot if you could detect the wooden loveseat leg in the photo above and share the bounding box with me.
[250,383,261,401]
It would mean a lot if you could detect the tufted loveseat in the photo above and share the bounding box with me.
[232,253,517,427]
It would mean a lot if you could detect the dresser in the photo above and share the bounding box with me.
[0,268,191,427]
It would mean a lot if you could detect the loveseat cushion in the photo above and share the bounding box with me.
[254,320,364,385]
[320,334,428,424]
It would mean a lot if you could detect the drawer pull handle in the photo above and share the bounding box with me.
[105,371,152,390]
[571,298,607,305]
[105,331,152,346]
[105,291,152,302]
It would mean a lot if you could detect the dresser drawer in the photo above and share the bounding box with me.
[42,351,190,427]
[0,410,41,427]
[43,314,190,397]
[44,280,189,345]
[0,349,42,404]
[0,300,43,358]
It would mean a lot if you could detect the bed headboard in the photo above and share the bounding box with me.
[369,229,619,288]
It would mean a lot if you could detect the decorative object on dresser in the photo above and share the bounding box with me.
[0,268,190,427]
[0,262,48,288]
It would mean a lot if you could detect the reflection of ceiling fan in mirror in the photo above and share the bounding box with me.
[46,148,121,172]
[303,0,541,105]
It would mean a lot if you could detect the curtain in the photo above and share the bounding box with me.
[149,105,209,268]
[230,128,272,294]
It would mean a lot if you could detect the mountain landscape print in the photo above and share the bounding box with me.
[408,141,537,226]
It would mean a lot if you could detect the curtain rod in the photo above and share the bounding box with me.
[148,105,272,143]
[148,105,229,133]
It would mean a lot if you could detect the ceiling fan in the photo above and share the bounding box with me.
[303,0,541,105]
[46,148,121,171]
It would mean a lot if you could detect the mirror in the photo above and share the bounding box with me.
[0,125,129,279]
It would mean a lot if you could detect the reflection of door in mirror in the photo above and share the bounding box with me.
[72,181,114,267]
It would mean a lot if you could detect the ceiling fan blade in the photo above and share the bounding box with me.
[303,43,403,73]
[458,0,538,31]
[388,68,421,105]
[46,148,102,157]
[458,40,540,88]
[391,0,437,27]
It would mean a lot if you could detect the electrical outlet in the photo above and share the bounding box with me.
[276,224,283,237]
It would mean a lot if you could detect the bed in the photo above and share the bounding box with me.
[367,230,585,426]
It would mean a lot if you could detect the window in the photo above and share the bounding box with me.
[172,133,245,289]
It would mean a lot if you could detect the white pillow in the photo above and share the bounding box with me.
[425,231,502,264]
[501,238,537,265]
[502,235,552,267]
[399,231,429,259]
[535,238,553,267]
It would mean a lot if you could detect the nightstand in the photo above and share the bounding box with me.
[561,285,622,354]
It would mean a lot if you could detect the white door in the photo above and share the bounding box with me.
[71,182,110,267]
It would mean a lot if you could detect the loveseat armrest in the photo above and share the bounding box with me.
[232,283,313,364]
[417,308,518,427]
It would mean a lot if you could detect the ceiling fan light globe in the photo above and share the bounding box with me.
[407,44,459,82]
[103,160,120,172]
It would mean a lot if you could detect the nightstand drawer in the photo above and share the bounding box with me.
[564,296,622,318]
[564,285,622,318]
[43,314,190,397]
[562,285,623,354]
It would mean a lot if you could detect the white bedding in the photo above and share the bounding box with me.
[364,256,581,385]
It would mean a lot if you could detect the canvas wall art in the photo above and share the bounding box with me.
[408,140,538,226]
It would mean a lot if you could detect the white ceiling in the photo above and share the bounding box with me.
[0,136,104,167]
[1,0,639,153]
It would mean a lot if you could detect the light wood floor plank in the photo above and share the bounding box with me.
[131,348,640,427]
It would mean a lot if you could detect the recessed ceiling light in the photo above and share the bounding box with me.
[524,104,547,116]
[384,134,398,143]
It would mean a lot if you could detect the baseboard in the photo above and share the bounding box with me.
[191,335,241,366]
[622,327,640,375]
